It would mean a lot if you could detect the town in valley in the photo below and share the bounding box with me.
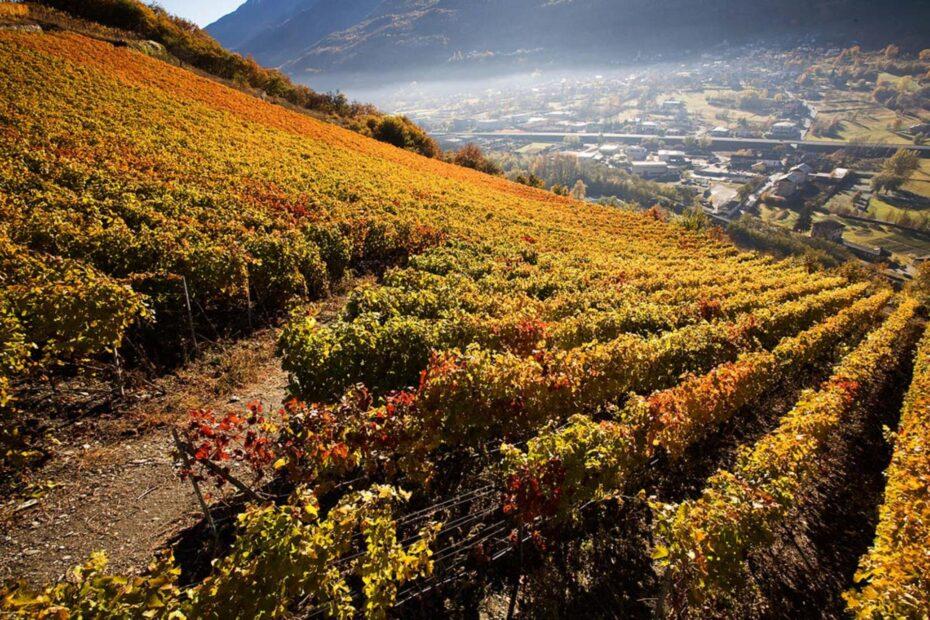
[377,43,930,282]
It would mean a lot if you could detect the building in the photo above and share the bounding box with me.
[709,126,730,137]
[811,220,845,242]
[523,117,550,130]
[790,163,813,178]
[773,174,799,197]
[771,163,811,197]
[661,99,685,113]
[657,149,688,165]
[625,145,647,160]
[631,161,670,179]
[730,150,781,171]
[845,241,891,262]
[811,167,852,187]
[768,121,801,140]
[705,184,740,214]
[559,120,592,132]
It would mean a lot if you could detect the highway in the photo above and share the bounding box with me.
[435,131,930,157]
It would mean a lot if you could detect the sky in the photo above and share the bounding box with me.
[154,0,245,27]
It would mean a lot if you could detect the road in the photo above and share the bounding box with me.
[436,131,930,157]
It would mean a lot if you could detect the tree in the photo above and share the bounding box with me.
[450,144,501,175]
[551,184,569,196]
[794,204,813,233]
[510,171,546,189]
[366,115,440,158]
[906,261,930,306]
[871,172,905,194]
[369,116,407,148]
[570,180,587,201]
[884,148,919,178]
[678,204,710,232]
[869,149,919,194]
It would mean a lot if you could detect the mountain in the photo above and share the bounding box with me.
[208,0,385,67]
[205,0,310,51]
[209,0,930,87]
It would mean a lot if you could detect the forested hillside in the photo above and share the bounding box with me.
[0,4,928,618]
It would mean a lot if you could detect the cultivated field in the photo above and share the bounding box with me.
[0,24,928,619]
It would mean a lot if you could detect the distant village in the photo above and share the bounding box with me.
[383,43,930,281]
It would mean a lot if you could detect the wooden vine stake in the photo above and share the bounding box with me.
[181,276,199,356]
[506,523,525,620]
[172,428,217,540]
[113,345,125,398]
[245,270,253,330]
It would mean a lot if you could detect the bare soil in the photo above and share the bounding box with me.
[0,329,289,586]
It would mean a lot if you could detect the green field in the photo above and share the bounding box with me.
[762,202,930,263]
[904,159,930,199]
[808,88,924,144]
[867,196,930,226]
[516,142,553,155]
[676,89,773,127]
[877,72,921,93]
[759,203,800,228]
[837,217,930,259]
[810,107,915,144]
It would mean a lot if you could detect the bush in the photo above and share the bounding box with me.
[302,222,352,284]
[449,144,502,175]
[361,115,439,158]
[246,231,328,306]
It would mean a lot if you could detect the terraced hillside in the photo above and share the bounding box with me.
[0,20,927,620]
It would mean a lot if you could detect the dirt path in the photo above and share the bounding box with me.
[1,278,364,587]
[0,329,290,586]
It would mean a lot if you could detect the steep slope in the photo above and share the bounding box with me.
[209,0,930,86]
[206,0,311,51]
[2,23,920,620]
[26,0,439,157]
[0,23,698,421]
[212,0,385,67]
[0,21,793,468]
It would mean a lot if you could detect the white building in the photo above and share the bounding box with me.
[768,121,801,139]
[631,161,669,179]
[705,184,740,214]
[773,167,809,197]
[657,149,687,164]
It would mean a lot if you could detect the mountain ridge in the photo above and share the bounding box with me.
[209,0,930,87]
